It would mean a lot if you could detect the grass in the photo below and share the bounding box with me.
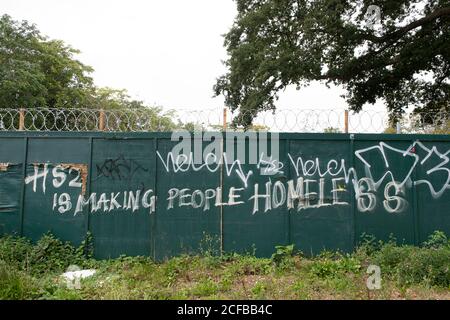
[0,232,449,300]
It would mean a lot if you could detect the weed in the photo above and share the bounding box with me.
[309,253,361,279]
[251,281,267,299]
[0,261,38,299]
[291,280,311,299]
[271,244,295,270]
[219,274,233,291]
[365,232,450,288]
[422,230,448,249]
[0,231,449,300]
[191,278,219,297]
[199,232,220,257]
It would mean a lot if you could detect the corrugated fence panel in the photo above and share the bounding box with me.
[89,138,156,259]
[223,137,290,257]
[154,138,221,260]
[22,137,90,245]
[413,140,450,243]
[353,139,416,245]
[288,138,354,255]
[0,138,25,236]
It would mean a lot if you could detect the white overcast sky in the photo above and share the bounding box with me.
[2,0,385,112]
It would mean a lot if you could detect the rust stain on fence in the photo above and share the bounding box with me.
[59,163,88,195]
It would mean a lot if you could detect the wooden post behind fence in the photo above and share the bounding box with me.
[19,108,25,131]
[99,109,105,131]
[344,109,349,133]
[223,107,227,131]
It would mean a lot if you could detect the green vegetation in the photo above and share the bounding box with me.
[0,14,93,110]
[0,14,184,131]
[214,0,449,127]
[323,127,342,134]
[0,231,449,300]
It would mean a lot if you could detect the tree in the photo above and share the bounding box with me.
[0,14,186,132]
[214,0,450,127]
[323,127,342,133]
[0,14,94,109]
[89,87,182,131]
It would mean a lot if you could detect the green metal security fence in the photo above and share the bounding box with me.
[0,131,449,259]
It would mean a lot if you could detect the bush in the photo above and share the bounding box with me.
[191,278,219,297]
[27,233,88,275]
[0,232,94,276]
[310,252,361,279]
[356,233,384,256]
[271,244,295,269]
[1,230,449,300]
[422,231,448,249]
[0,235,33,271]
[370,242,413,271]
[370,241,450,287]
[0,262,38,300]
[397,247,450,287]
[233,255,273,275]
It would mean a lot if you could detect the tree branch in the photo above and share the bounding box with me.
[367,7,450,43]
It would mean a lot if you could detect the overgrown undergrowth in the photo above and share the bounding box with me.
[0,231,449,300]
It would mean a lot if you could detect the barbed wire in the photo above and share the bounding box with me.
[0,107,448,134]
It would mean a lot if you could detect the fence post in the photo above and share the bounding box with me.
[99,109,105,131]
[223,107,227,131]
[19,108,25,131]
[19,137,29,236]
[220,107,228,255]
[344,110,349,133]
[396,122,401,134]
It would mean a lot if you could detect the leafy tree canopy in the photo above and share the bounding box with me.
[0,14,182,131]
[214,0,450,126]
[0,14,94,109]
[91,87,182,131]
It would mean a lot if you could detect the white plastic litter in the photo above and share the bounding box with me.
[61,269,96,289]
[62,269,96,280]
